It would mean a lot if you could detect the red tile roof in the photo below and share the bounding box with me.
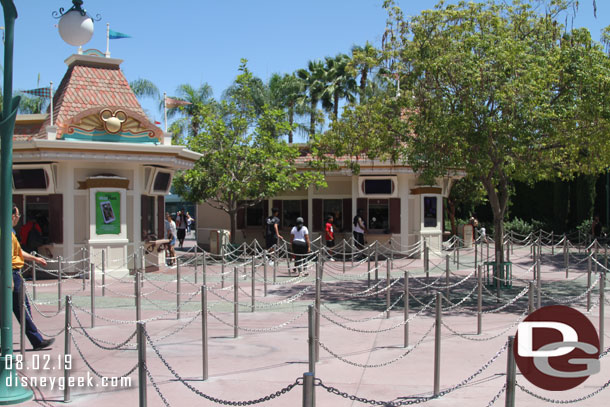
[33,56,146,139]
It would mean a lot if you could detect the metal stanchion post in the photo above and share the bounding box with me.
[551,232,554,255]
[101,249,106,297]
[527,281,534,315]
[251,254,256,312]
[221,245,225,288]
[202,286,208,381]
[342,240,346,274]
[505,336,516,407]
[64,296,72,403]
[263,250,268,296]
[374,241,379,287]
[587,256,592,311]
[474,239,478,271]
[136,270,142,322]
[176,258,181,320]
[315,262,321,362]
[506,240,510,263]
[496,250,501,303]
[445,254,450,301]
[234,267,239,338]
[367,249,371,288]
[536,257,541,309]
[19,275,25,357]
[404,271,409,347]
[308,305,316,374]
[82,248,87,290]
[90,263,95,328]
[32,260,37,300]
[58,256,63,313]
[564,237,569,278]
[137,322,147,407]
[599,271,606,352]
[351,236,354,267]
[386,259,391,319]
[202,252,207,286]
[510,231,514,254]
[302,372,314,407]
[424,240,429,294]
[477,265,482,335]
[273,251,278,283]
[433,292,442,397]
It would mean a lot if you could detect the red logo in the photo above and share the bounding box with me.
[514,305,600,391]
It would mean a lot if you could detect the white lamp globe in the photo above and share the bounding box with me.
[58,10,94,46]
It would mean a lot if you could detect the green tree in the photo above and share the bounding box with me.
[297,60,326,137]
[173,61,324,242]
[348,42,380,103]
[129,78,160,100]
[166,83,214,138]
[268,73,306,143]
[17,94,46,114]
[320,0,610,262]
[321,54,357,120]
[446,176,487,236]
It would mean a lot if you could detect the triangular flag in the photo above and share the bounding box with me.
[109,29,131,40]
[165,97,192,109]
[21,87,52,98]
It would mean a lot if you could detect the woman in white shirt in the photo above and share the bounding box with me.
[290,217,310,275]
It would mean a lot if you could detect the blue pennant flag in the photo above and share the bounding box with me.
[109,29,131,40]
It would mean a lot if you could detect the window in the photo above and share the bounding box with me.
[153,172,171,192]
[141,196,155,239]
[282,200,301,228]
[246,202,264,227]
[424,196,438,228]
[14,169,48,190]
[323,199,343,231]
[364,179,393,195]
[368,199,389,231]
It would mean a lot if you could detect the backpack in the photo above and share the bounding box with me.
[353,215,359,227]
[265,217,275,237]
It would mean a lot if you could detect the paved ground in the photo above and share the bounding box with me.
[7,235,610,406]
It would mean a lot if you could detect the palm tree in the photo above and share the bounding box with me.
[18,94,46,114]
[321,54,357,119]
[130,78,160,99]
[166,83,214,138]
[297,60,326,138]
[349,42,379,103]
[268,73,305,143]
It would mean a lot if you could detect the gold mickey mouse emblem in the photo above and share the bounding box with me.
[100,109,127,134]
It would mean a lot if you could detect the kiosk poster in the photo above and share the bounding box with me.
[95,192,121,234]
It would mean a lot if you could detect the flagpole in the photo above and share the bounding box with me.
[49,81,54,126]
[105,23,110,58]
[164,92,168,133]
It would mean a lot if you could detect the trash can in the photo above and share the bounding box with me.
[484,261,512,288]
[459,224,474,248]
[209,229,230,254]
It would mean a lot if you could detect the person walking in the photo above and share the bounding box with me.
[325,215,336,261]
[265,208,283,265]
[176,209,187,248]
[290,217,310,275]
[353,209,366,249]
[165,212,177,266]
[11,205,54,350]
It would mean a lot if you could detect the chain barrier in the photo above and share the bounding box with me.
[321,292,412,324]
[208,307,309,333]
[539,273,600,304]
[144,364,171,407]
[319,295,433,334]
[144,329,300,405]
[70,332,138,379]
[516,379,610,404]
[441,309,527,342]
[481,286,529,314]
[317,321,436,368]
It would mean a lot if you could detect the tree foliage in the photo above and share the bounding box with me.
[173,60,324,242]
[318,0,610,262]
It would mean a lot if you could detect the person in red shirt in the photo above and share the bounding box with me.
[325,215,336,261]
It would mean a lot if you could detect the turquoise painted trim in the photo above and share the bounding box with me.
[63,129,159,144]
[83,48,106,57]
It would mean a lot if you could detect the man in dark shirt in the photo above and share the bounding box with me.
[265,208,283,251]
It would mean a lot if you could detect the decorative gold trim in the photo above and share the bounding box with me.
[410,187,442,195]
[78,178,130,190]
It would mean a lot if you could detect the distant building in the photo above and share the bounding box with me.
[196,152,461,252]
[12,52,200,271]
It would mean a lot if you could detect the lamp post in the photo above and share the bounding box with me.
[0,1,32,404]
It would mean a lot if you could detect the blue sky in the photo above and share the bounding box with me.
[9,0,609,134]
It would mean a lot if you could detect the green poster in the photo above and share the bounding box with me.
[95,192,121,234]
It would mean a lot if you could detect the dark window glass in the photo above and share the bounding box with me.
[364,179,393,195]
[323,199,343,232]
[282,200,301,228]
[13,169,48,190]
[141,196,155,239]
[153,172,171,192]
[368,200,389,231]
[424,197,437,228]
[246,202,264,227]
